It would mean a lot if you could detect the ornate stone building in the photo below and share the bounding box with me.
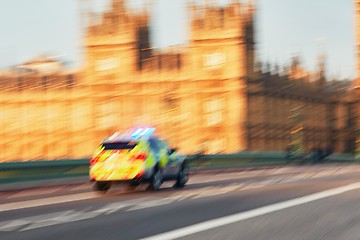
[246,59,354,153]
[0,56,81,161]
[83,0,250,155]
[0,0,357,161]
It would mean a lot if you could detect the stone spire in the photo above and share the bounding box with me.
[112,0,125,12]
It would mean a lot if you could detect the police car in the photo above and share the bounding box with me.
[89,128,189,191]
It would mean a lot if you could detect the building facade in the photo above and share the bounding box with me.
[354,0,360,155]
[0,0,357,161]
[0,56,82,161]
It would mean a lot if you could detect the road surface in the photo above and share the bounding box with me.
[0,163,359,240]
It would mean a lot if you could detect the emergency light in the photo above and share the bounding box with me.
[131,127,155,139]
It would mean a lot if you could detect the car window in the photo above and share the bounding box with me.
[157,140,168,151]
[102,142,136,150]
[148,138,159,153]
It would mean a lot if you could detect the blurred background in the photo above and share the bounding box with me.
[0,0,359,162]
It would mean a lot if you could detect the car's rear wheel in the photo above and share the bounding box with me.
[127,180,141,190]
[148,169,163,191]
[93,181,111,192]
[174,165,189,188]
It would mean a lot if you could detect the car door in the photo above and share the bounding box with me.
[148,138,160,162]
[148,138,167,173]
[151,138,171,177]
[161,141,180,177]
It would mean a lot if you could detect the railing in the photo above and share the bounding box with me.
[0,159,89,184]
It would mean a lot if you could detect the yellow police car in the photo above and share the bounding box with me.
[89,128,189,191]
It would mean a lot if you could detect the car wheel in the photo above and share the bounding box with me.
[148,169,163,191]
[128,180,140,190]
[174,165,189,188]
[93,181,111,192]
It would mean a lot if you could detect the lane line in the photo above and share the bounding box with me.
[0,210,74,231]
[8,187,64,199]
[0,220,30,232]
[69,183,92,192]
[20,211,103,231]
[127,199,175,211]
[94,202,131,215]
[0,192,99,212]
[140,182,360,240]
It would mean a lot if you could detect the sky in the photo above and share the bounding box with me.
[0,0,356,80]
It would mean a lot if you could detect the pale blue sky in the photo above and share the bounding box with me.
[0,0,356,79]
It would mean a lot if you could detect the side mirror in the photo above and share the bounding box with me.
[169,148,177,155]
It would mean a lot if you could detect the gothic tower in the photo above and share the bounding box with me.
[316,53,326,88]
[184,1,249,152]
[243,0,256,79]
[356,0,360,88]
[84,0,144,85]
[187,1,244,79]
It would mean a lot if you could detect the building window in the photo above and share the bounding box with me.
[72,103,91,131]
[204,98,224,127]
[96,101,117,130]
[95,57,120,72]
[17,77,23,90]
[67,74,74,88]
[208,138,225,154]
[42,75,48,89]
[203,52,226,69]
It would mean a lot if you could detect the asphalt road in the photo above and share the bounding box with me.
[0,163,359,240]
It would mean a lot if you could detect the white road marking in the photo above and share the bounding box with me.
[94,203,128,215]
[166,192,198,202]
[192,187,220,199]
[0,210,74,231]
[214,184,241,194]
[127,199,175,211]
[1,207,125,232]
[8,187,64,199]
[242,183,265,190]
[140,182,360,240]
[188,174,251,185]
[271,167,293,174]
[311,171,330,178]
[55,211,102,222]
[294,173,312,179]
[69,183,92,192]
[190,166,351,186]
[0,220,30,232]
[94,196,157,213]
[20,211,103,231]
[20,220,64,231]
[0,192,99,212]
[258,179,279,185]
[190,170,267,184]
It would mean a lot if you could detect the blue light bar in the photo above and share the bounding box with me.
[145,128,155,136]
[131,127,155,139]
[141,128,150,136]
[131,128,143,138]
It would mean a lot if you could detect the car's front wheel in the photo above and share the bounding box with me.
[148,169,163,191]
[174,165,189,188]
